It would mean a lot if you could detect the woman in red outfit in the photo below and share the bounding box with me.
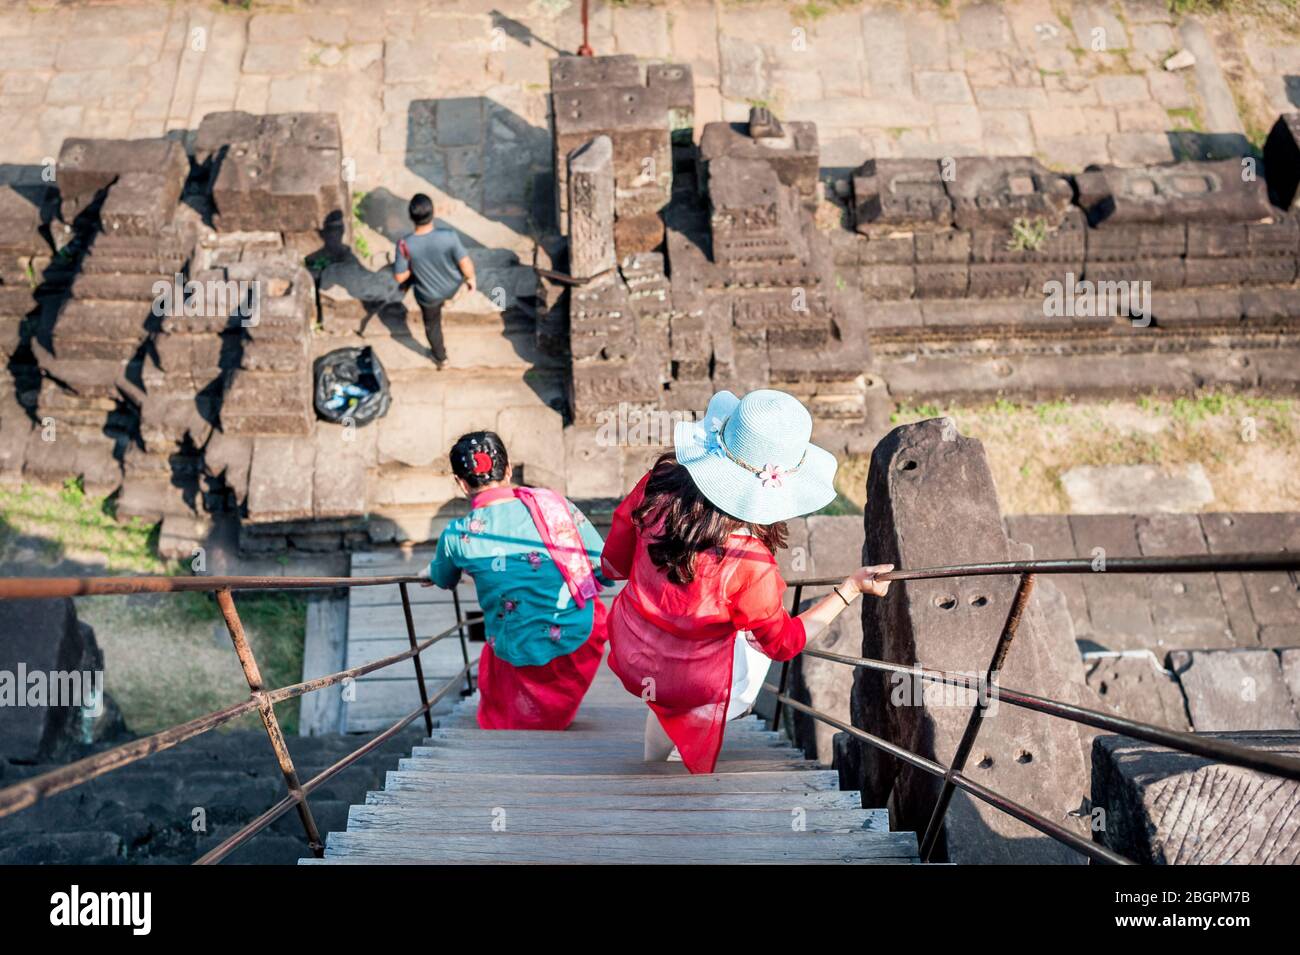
[601,389,893,774]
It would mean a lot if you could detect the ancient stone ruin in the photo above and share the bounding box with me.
[1,52,1299,561]
[550,54,1300,492]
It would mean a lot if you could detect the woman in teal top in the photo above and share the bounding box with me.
[424,431,611,729]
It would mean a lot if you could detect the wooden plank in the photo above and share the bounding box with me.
[343,805,888,835]
[351,548,437,570]
[320,830,920,863]
[349,586,478,608]
[382,770,842,793]
[420,729,785,745]
[299,590,349,735]
[303,856,919,865]
[415,737,792,751]
[407,749,806,767]
[347,604,471,641]
[344,641,477,680]
[364,790,871,812]
[396,757,815,775]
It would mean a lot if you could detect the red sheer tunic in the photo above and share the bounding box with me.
[601,472,806,774]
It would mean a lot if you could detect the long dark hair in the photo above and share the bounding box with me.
[633,452,787,585]
[450,431,509,489]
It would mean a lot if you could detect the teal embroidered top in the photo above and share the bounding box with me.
[427,489,610,668]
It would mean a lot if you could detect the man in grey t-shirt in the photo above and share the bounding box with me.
[394,194,475,369]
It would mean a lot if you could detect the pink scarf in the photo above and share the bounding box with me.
[512,486,600,609]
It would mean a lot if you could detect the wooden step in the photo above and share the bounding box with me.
[363,790,869,812]
[343,804,889,835]
[317,830,920,863]
[380,770,843,795]
[395,757,819,775]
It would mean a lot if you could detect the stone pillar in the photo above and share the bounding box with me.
[846,417,1096,863]
[567,135,616,280]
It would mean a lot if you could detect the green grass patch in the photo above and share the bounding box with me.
[0,479,164,573]
[1166,106,1205,132]
[80,590,308,736]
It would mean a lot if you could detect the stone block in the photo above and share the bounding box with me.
[944,157,1074,230]
[1075,160,1275,226]
[852,159,951,233]
[647,62,694,142]
[699,120,820,207]
[549,54,641,93]
[914,263,969,298]
[0,185,53,257]
[1086,654,1191,733]
[568,136,617,279]
[57,137,189,221]
[707,156,807,266]
[850,418,1094,863]
[552,77,672,234]
[312,422,373,519]
[1170,649,1300,731]
[246,435,316,523]
[859,263,915,300]
[0,598,107,762]
[970,209,1087,266]
[613,211,665,260]
[1186,221,1249,258]
[98,169,186,237]
[570,359,662,425]
[1092,732,1300,863]
[1085,222,1186,261]
[203,111,349,237]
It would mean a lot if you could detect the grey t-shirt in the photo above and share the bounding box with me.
[395,227,468,305]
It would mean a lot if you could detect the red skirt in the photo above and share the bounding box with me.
[475,598,609,730]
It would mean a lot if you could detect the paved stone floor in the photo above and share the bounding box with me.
[2,0,1299,260]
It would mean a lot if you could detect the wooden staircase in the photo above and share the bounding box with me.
[303,664,922,864]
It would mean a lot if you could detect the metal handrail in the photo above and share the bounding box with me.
[3,552,1297,866]
[772,552,1300,865]
[0,572,477,864]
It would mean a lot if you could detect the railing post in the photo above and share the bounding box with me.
[399,583,434,736]
[452,586,475,695]
[917,572,1036,862]
[769,583,803,732]
[214,588,324,858]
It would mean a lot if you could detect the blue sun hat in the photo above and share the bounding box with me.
[674,389,838,525]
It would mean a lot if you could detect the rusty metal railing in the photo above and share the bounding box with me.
[0,572,475,864]
[768,553,1300,865]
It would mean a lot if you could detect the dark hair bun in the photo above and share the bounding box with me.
[450,431,509,489]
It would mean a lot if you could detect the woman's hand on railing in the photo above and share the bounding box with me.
[848,564,894,598]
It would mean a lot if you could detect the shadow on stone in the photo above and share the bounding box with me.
[404,95,553,241]
[1166,129,1257,162]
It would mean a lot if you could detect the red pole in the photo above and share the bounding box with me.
[578,0,594,56]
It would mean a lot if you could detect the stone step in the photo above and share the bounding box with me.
[876,344,1300,404]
